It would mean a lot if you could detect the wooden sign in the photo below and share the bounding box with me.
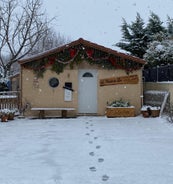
[100,75,139,86]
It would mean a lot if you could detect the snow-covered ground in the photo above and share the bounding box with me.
[0,116,173,184]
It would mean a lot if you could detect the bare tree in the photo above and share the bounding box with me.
[0,0,52,77]
[29,27,70,55]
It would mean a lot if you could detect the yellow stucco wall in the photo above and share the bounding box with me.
[98,69,143,115]
[21,61,143,117]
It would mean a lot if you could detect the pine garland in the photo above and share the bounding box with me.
[23,44,143,78]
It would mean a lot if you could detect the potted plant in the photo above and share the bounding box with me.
[1,109,9,122]
[141,106,151,118]
[0,108,16,122]
[141,105,160,118]
[106,99,135,118]
[150,106,160,117]
[8,110,16,120]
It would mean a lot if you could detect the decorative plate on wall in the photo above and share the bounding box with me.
[49,77,59,88]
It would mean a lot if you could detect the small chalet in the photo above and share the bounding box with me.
[18,38,145,118]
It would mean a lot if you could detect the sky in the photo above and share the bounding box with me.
[43,0,173,50]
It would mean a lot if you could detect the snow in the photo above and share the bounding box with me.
[141,105,160,111]
[144,90,168,95]
[0,95,17,99]
[156,44,164,52]
[0,116,173,184]
[107,106,135,108]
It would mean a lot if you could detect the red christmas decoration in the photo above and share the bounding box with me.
[48,60,55,65]
[70,48,77,58]
[109,57,116,66]
[86,49,94,58]
[45,57,55,67]
[49,57,55,65]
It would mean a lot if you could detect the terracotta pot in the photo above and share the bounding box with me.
[1,115,8,122]
[8,113,14,120]
[141,110,150,118]
[151,110,160,117]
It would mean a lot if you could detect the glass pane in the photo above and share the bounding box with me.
[82,72,93,77]
[49,77,59,88]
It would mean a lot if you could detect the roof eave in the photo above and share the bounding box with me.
[18,38,146,65]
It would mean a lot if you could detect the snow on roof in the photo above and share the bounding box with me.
[18,38,146,65]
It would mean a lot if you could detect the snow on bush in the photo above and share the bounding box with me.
[0,108,18,115]
[108,99,130,107]
[144,39,173,66]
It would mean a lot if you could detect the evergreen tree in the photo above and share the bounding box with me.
[116,13,147,58]
[145,12,166,42]
[144,39,173,67]
[167,16,173,38]
[116,12,167,59]
[144,16,173,67]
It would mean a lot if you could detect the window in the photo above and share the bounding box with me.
[82,72,93,77]
[49,77,59,88]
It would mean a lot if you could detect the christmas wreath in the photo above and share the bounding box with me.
[23,44,143,78]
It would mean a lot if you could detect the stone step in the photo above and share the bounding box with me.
[143,90,170,115]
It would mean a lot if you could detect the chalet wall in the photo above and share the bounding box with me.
[98,69,143,115]
[21,62,143,117]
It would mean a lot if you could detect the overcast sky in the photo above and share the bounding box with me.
[43,0,173,50]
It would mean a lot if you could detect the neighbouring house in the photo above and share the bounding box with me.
[143,65,173,107]
[9,73,20,91]
[18,38,145,117]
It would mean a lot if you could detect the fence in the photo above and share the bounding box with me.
[0,91,20,110]
[143,64,173,82]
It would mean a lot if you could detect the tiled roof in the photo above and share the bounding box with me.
[19,38,145,65]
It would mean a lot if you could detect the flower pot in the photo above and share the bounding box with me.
[8,113,14,120]
[106,106,135,118]
[1,115,8,122]
[141,106,160,118]
[151,109,160,117]
[141,110,150,118]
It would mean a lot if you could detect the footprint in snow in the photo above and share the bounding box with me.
[90,129,94,132]
[102,174,109,181]
[94,136,98,140]
[96,145,101,149]
[85,133,90,136]
[89,152,95,156]
[98,158,104,163]
[89,166,96,172]
[88,141,93,144]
